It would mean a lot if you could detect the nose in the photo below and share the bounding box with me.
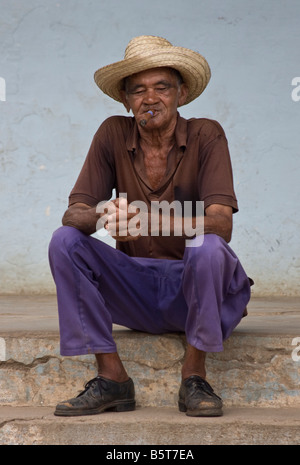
[143,87,159,104]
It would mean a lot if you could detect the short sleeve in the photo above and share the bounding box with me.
[197,121,238,213]
[68,122,116,207]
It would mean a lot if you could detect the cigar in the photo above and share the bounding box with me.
[139,110,154,127]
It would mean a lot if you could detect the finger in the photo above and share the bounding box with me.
[106,213,128,237]
[118,196,128,211]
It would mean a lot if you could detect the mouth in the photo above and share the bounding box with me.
[139,110,155,127]
[143,108,159,117]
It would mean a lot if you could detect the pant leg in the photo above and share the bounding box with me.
[49,227,251,356]
[178,234,251,352]
[48,226,177,356]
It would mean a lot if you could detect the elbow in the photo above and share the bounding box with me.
[224,230,232,243]
[224,222,233,243]
[62,209,70,227]
[222,216,233,243]
[62,207,78,229]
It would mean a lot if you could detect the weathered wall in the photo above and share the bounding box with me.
[0,0,299,295]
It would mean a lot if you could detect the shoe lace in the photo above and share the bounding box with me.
[189,376,222,400]
[77,376,101,398]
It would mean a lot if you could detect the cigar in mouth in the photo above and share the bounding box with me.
[139,110,154,127]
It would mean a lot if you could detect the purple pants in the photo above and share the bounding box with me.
[48,226,251,356]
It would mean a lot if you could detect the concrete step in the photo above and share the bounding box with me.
[1,405,300,445]
[0,296,300,409]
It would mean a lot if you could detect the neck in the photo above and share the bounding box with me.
[138,116,177,149]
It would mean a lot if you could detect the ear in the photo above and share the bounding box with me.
[178,83,189,106]
[120,90,131,113]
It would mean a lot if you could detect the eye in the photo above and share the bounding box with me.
[128,87,145,96]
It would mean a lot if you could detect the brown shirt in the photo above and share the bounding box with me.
[69,113,238,260]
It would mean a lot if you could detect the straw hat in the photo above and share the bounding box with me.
[94,35,211,105]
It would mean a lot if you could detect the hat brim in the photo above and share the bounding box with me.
[94,46,211,105]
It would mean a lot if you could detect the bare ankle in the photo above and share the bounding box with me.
[182,345,206,380]
[182,368,206,380]
[95,352,129,383]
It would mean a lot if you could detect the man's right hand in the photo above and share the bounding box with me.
[96,197,143,242]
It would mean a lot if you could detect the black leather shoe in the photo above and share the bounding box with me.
[54,376,135,417]
[178,375,223,417]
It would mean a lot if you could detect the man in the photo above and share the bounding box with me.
[49,35,252,418]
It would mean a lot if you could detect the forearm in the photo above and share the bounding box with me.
[160,204,233,243]
[150,204,232,243]
[62,203,99,235]
[203,204,233,243]
[203,214,232,243]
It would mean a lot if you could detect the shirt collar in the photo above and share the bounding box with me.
[126,112,187,152]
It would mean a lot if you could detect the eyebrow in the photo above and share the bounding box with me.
[126,80,174,93]
[123,68,183,93]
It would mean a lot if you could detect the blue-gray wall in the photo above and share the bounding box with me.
[1,0,299,295]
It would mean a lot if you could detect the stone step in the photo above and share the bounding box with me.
[0,296,300,409]
[1,405,300,445]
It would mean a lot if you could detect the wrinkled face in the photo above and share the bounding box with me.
[121,67,188,130]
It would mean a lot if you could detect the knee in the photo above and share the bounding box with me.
[48,226,84,257]
[202,233,225,253]
[184,234,227,268]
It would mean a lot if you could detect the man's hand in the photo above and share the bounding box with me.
[97,197,147,242]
